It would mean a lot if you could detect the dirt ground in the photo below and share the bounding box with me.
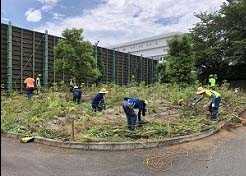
[142,127,241,172]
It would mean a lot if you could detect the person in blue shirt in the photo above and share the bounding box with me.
[72,86,82,104]
[122,97,148,131]
[91,88,108,112]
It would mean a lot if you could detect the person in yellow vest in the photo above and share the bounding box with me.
[208,74,216,89]
[192,87,221,120]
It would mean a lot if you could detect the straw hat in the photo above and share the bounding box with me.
[196,87,206,95]
[99,88,108,94]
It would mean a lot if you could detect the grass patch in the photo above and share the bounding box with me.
[1,83,245,141]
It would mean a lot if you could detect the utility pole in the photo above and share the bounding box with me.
[7,21,12,92]
[44,30,48,87]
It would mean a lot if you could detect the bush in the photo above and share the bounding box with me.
[158,35,196,84]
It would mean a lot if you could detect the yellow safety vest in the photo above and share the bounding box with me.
[204,89,221,98]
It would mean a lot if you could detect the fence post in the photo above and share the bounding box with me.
[20,29,23,93]
[53,37,56,84]
[100,47,105,83]
[44,30,48,87]
[113,50,116,84]
[7,21,12,92]
[106,49,108,83]
[154,60,157,83]
[32,31,35,77]
[122,55,124,85]
[71,117,75,141]
[128,53,130,84]
[147,58,149,84]
[140,54,143,82]
[151,59,154,84]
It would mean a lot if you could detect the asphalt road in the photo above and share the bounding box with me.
[1,127,246,176]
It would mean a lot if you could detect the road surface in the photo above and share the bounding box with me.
[1,127,246,176]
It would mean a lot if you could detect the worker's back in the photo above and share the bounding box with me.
[24,77,35,88]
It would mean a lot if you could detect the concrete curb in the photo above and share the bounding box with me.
[1,128,219,151]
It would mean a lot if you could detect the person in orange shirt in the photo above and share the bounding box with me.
[24,75,35,99]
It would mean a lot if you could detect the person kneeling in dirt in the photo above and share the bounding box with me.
[72,86,82,104]
[91,88,108,112]
[122,97,148,131]
[192,87,221,121]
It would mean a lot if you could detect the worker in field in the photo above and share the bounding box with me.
[192,87,221,120]
[72,86,82,104]
[91,88,108,112]
[208,74,216,89]
[24,75,35,99]
[36,74,41,95]
[122,97,148,131]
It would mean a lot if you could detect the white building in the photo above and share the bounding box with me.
[109,32,183,61]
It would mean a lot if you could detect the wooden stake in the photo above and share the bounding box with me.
[71,117,75,141]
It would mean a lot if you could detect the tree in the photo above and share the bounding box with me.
[191,0,246,83]
[54,28,101,85]
[158,35,195,84]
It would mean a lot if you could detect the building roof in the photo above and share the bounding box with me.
[109,32,183,49]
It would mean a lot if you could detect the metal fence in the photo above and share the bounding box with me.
[1,23,158,91]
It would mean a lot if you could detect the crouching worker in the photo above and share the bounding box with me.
[122,97,148,131]
[24,75,35,100]
[72,86,82,104]
[91,88,108,112]
[192,87,221,120]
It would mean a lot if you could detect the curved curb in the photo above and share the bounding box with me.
[1,128,219,151]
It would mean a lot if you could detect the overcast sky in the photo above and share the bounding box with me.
[1,0,226,47]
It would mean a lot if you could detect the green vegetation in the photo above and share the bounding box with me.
[1,84,245,142]
[157,0,246,84]
[1,1,246,143]
[191,0,246,83]
[158,35,195,84]
[54,28,101,84]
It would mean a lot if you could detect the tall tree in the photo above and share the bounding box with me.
[158,35,195,84]
[54,28,101,85]
[191,0,246,83]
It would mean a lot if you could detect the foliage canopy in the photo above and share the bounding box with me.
[191,0,246,83]
[158,35,195,84]
[54,28,101,85]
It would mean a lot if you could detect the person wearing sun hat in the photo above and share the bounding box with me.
[72,85,82,104]
[122,97,148,131]
[192,87,221,120]
[91,88,108,112]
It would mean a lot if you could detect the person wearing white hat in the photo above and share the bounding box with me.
[91,88,108,112]
[192,87,221,120]
[72,86,82,104]
[122,97,148,131]
[36,74,41,95]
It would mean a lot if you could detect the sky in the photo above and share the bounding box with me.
[1,0,226,47]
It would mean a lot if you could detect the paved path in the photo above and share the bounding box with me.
[1,127,246,176]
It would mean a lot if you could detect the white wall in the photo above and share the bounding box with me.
[111,33,183,60]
